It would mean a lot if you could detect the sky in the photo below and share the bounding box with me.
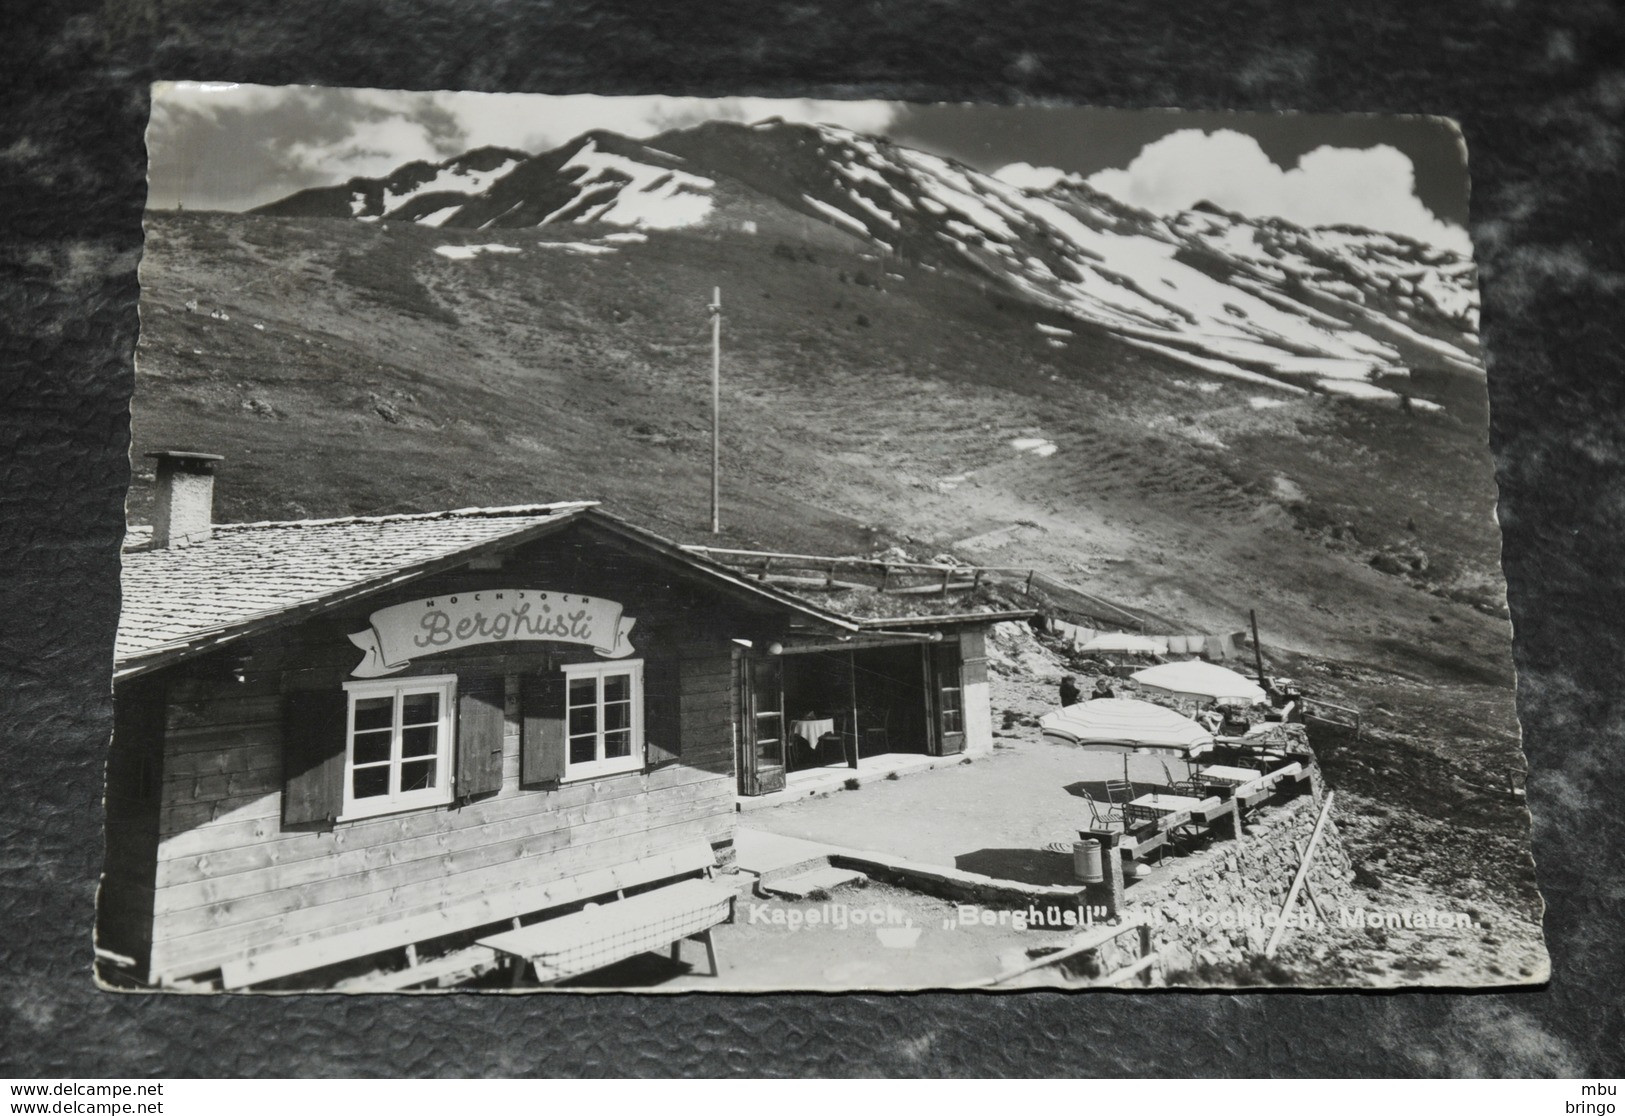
[147,84,1472,252]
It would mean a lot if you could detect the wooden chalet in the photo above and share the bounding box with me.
[100,452,1026,989]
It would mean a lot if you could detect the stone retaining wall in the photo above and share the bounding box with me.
[1127,789,1359,982]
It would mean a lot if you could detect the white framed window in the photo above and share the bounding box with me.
[340,674,457,820]
[562,659,644,781]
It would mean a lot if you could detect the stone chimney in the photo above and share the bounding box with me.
[146,451,223,548]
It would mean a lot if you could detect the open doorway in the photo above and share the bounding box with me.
[850,645,931,760]
[780,651,857,773]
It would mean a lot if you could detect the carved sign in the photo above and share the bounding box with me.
[348,590,636,677]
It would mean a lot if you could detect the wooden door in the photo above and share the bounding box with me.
[738,655,786,796]
[927,640,966,756]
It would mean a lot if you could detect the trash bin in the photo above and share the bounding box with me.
[1073,838,1103,883]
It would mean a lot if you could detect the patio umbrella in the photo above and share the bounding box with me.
[1077,632,1164,655]
[1038,697,1215,785]
[1130,660,1267,705]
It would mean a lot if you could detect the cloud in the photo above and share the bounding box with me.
[1084,129,1471,253]
[427,92,902,157]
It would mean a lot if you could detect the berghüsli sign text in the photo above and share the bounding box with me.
[349,590,636,677]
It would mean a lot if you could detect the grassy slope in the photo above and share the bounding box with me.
[131,210,1535,916]
[132,210,1513,673]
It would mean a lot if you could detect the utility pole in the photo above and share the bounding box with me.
[1249,608,1267,689]
[709,287,722,534]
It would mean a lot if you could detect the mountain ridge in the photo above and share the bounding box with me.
[251,119,1480,403]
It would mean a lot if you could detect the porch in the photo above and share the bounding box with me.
[735,750,947,812]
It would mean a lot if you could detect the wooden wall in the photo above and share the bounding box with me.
[128,524,765,984]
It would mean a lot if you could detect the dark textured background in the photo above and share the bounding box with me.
[3,0,1623,1079]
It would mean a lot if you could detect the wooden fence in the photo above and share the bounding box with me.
[681,546,1152,630]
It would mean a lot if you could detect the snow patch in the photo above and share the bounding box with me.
[1315,377,1398,401]
[546,140,714,229]
[386,157,521,210]
[846,189,901,229]
[1010,437,1058,457]
[434,243,522,260]
[1124,338,1308,392]
[800,193,870,237]
[1269,357,1383,381]
[1272,475,1306,503]
[840,161,889,189]
[417,205,461,228]
[536,242,617,255]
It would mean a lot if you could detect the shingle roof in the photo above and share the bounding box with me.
[116,503,595,672]
[115,502,1012,680]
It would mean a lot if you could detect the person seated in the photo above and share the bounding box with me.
[1281,683,1305,723]
[1059,675,1082,707]
[1196,702,1224,734]
[1091,677,1116,700]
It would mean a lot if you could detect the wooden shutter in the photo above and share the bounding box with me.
[281,688,347,828]
[519,670,567,787]
[456,675,505,799]
[932,640,966,756]
[643,656,681,769]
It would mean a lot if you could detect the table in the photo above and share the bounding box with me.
[1128,793,1204,813]
[1195,764,1262,786]
[791,718,836,751]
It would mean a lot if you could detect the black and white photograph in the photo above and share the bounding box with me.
[99,84,1547,993]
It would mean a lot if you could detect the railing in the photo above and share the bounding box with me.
[1302,697,1362,744]
[681,544,1023,596]
[682,545,1154,631]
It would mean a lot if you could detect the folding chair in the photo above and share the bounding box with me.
[1081,791,1123,831]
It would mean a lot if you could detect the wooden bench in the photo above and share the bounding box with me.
[1236,762,1304,809]
[477,875,737,986]
[216,840,730,991]
[333,945,503,993]
[1187,795,1235,826]
[1118,829,1167,859]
